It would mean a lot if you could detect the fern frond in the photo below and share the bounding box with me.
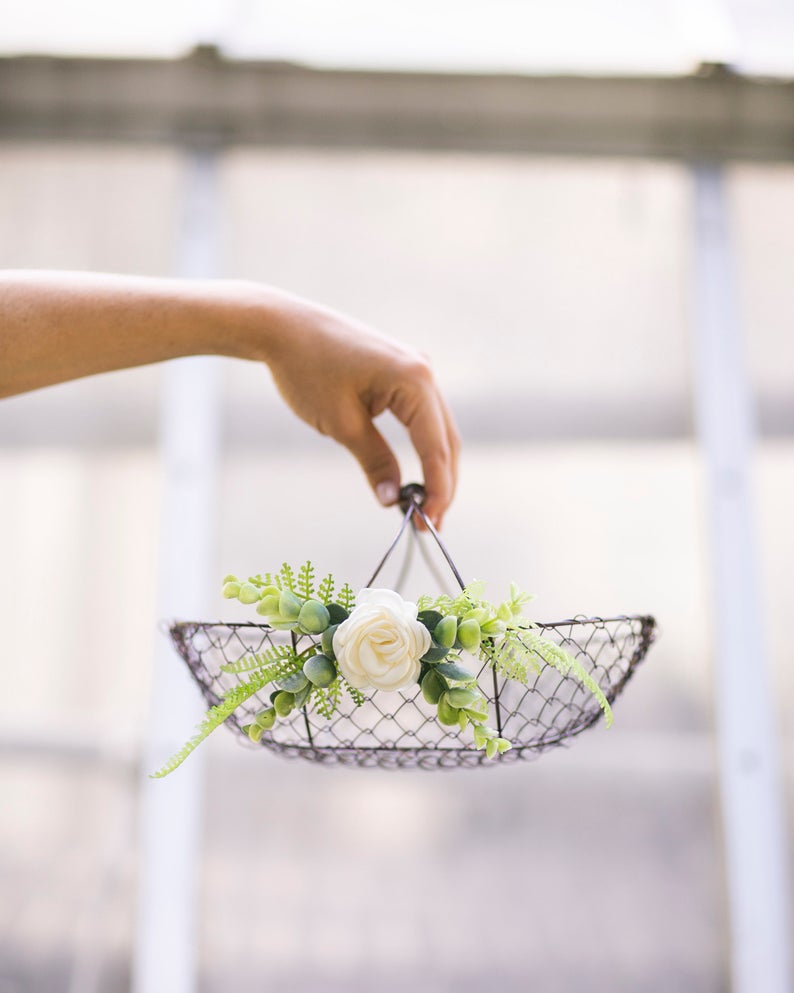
[338,583,356,610]
[482,637,532,683]
[297,561,316,600]
[512,629,613,727]
[220,645,300,676]
[317,573,334,604]
[150,671,271,778]
[314,678,342,719]
[344,682,366,707]
[279,562,296,592]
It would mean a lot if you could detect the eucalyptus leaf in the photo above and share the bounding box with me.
[436,662,475,682]
[417,609,444,630]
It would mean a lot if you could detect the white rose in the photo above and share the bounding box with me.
[332,588,431,691]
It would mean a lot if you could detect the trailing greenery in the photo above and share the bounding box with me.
[153,563,613,777]
[150,670,273,778]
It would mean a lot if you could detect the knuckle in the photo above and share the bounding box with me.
[403,355,434,385]
[333,418,366,448]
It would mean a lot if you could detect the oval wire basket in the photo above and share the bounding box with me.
[169,485,657,770]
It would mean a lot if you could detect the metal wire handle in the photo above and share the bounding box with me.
[366,483,467,591]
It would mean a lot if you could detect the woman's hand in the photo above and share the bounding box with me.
[252,289,459,529]
[0,272,460,527]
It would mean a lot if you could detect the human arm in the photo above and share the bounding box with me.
[0,270,459,526]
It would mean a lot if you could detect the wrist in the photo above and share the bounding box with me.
[203,280,311,366]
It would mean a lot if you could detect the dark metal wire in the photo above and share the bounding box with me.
[170,613,656,770]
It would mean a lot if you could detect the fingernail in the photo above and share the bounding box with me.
[376,481,398,506]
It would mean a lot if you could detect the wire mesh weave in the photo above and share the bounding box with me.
[170,613,656,770]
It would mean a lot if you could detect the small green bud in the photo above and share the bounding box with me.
[496,738,512,754]
[222,574,238,585]
[456,619,481,652]
[446,687,482,709]
[303,654,337,688]
[273,691,295,717]
[497,602,513,622]
[421,669,447,705]
[298,599,331,634]
[238,583,261,605]
[222,581,241,598]
[246,723,264,743]
[260,585,281,598]
[254,707,277,730]
[433,615,458,649]
[279,589,303,621]
[473,725,489,749]
[256,594,281,616]
[481,618,506,637]
[437,694,460,726]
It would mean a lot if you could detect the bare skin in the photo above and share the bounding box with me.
[0,271,459,527]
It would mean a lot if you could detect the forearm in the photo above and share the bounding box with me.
[0,269,459,525]
[0,270,281,397]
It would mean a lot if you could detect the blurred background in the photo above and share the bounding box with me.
[1,2,793,991]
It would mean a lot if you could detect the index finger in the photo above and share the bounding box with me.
[390,380,455,528]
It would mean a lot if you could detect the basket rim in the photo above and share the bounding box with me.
[167,613,657,632]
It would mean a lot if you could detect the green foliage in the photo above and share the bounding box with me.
[278,562,296,592]
[338,583,356,611]
[313,677,343,719]
[151,568,615,777]
[219,645,300,675]
[498,626,613,727]
[317,573,335,605]
[297,561,316,600]
[150,670,272,778]
[344,682,366,707]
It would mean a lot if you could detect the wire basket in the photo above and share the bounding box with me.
[168,485,657,770]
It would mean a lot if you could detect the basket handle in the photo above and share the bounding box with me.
[365,483,466,591]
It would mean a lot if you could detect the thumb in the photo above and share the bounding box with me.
[341,419,401,508]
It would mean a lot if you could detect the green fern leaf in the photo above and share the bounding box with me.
[344,682,366,707]
[150,671,271,778]
[297,561,316,600]
[338,583,356,611]
[279,562,296,592]
[314,678,343,719]
[317,573,335,605]
[512,629,613,727]
[220,645,300,676]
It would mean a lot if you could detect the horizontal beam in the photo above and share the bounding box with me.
[2,48,794,160]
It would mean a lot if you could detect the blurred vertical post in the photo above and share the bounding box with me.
[132,147,222,993]
[692,165,792,993]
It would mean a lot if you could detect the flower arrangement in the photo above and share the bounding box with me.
[152,561,612,778]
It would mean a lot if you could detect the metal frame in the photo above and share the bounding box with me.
[131,149,222,993]
[1,49,794,161]
[692,165,792,993]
